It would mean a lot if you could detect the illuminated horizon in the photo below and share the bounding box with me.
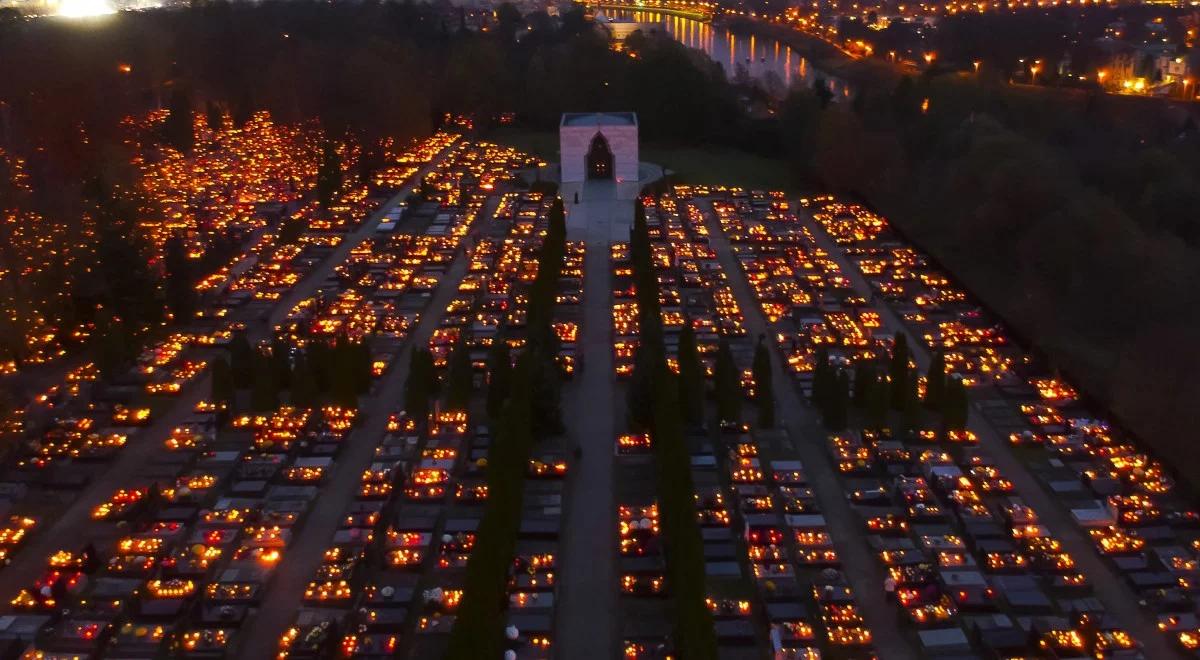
[57,0,116,18]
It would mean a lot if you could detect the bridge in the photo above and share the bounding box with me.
[578,0,716,22]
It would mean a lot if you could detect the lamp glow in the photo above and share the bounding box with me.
[57,0,115,18]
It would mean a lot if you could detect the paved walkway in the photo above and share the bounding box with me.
[702,204,919,660]
[555,187,621,660]
[565,180,633,244]
[798,207,1180,660]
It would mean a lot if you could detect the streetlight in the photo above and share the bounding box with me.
[923,52,935,67]
[973,60,981,74]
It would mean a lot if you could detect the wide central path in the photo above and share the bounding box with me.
[555,186,621,660]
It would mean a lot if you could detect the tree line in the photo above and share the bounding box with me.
[441,196,567,658]
[209,333,374,417]
[627,198,718,659]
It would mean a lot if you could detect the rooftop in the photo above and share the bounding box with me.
[561,112,638,127]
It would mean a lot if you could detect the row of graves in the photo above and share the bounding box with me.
[123,111,333,375]
[837,430,1131,658]
[19,156,393,460]
[608,196,674,656]
[616,191,752,657]
[130,110,322,260]
[617,192,869,659]
[213,191,352,321]
[487,190,583,378]
[5,200,462,655]
[419,140,542,212]
[711,426,879,659]
[353,136,547,375]
[804,198,1019,388]
[437,187,579,658]
[268,154,570,658]
[370,132,461,193]
[708,189,1148,657]
[265,164,486,395]
[0,402,356,658]
[269,406,561,660]
[804,195,1196,656]
[0,182,408,576]
[270,408,463,660]
[273,230,461,384]
[706,188,884,399]
[0,140,459,656]
[131,146,425,404]
[609,193,748,381]
[200,131,461,332]
[194,129,454,330]
[666,191,876,659]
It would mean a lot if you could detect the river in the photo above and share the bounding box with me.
[606,9,851,99]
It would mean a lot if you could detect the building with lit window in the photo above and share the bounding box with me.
[559,112,639,188]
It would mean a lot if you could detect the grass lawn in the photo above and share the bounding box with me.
[486,127,803,193]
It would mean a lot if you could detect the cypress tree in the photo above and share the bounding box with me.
[445,354,536,660]
[547,197,566,245]
[308,340,331,393]
[943,375,969,431]
[628,345,656,431]
[290,353,319,409]
[250,352,278,412]
[328,336,358,408]
[889,332,909,410]
[825,369,849,431]
[229,332,254,390]
[210,355,233,410]
[752,337,775,428]
[163,89,194,154]
[163,235,196,323]
[676,322,704,425]
[278,216,305,245]
[901,370,921,432]
[316,140,342,211]
[270,337,291,390]
[422,348,441,401]
[631,198,649,266]
[445,335,473,410]
[713,337,740,424]
[205,101,223,132]
[95,314,131,381]
[354,340,373,394]
[404,347,431,424]
[405,350,439,427]
[852,360,873,407]
[485,341,512,420]
[865,371,888,431]
[626,194,717,658]
[530,348,564,436]
[811,345,831,408]
[924,350,946,410]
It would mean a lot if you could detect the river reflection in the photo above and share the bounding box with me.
[608,9,851,98]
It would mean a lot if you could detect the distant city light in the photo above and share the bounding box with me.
[57,0,116,18]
